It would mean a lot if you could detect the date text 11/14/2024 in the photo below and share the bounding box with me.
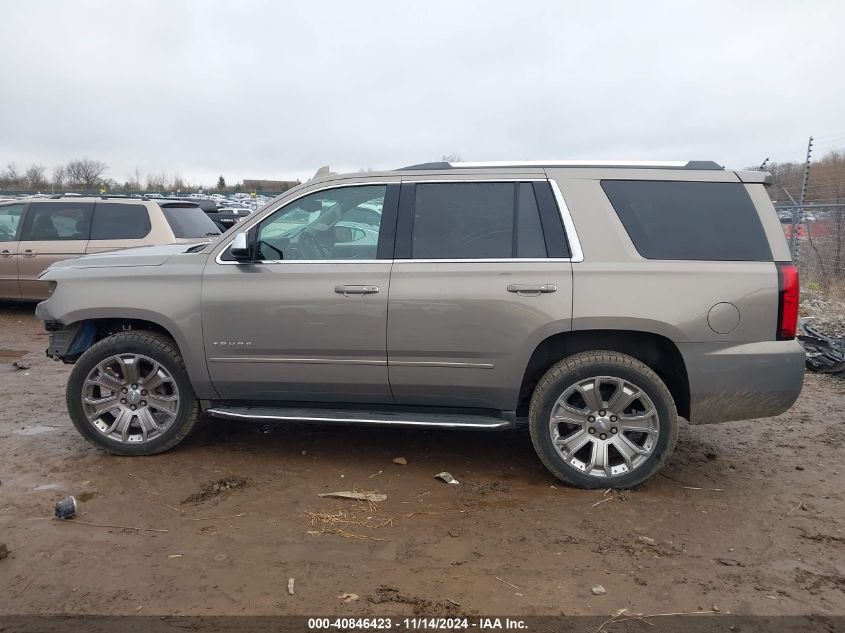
[307,618,528,630]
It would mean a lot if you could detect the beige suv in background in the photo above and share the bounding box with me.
[0,196,221,299]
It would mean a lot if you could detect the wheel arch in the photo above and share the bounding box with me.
[517,329,690,420]
[59,314,183,358]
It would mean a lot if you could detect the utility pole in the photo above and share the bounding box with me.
[789,136,814,256]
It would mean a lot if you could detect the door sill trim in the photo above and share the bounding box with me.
[206,406,513,430]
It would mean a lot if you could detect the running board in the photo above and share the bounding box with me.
[205,405,513,430]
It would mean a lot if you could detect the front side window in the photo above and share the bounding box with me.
[20,202,93,241]
[91,203,151,240]
[411,182,549,259]
[0,204,25,242]
[256,185,385,260]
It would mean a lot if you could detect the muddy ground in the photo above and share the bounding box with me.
[1,302,844,618]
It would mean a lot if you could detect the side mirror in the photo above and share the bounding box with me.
[229,232,252,260]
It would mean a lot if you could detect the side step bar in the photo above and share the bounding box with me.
[205,406,514,430]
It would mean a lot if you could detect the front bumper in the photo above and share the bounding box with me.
[679,340,806,424]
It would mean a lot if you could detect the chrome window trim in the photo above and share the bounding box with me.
[549,179,584,263]
[393,258,572,264]
[214,177,584,265]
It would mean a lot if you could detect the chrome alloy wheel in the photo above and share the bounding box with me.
[81,353,180,444]
[549,376,659,478]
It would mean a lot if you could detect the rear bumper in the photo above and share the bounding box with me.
[679,340,805,424]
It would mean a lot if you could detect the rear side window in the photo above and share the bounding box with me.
[20,202,93,241]
[601,180,772,261]
[410,182,551,259]
[159,203,221,238]
[91,203,151,240]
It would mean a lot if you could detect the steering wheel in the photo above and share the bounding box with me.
[298,230,329,259]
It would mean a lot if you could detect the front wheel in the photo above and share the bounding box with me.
[529,351,678,489]
[66,331,199,456]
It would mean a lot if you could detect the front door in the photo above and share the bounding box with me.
[387,180,574,411]
[202,183,398,403]
[0,203,25,299]
[17,201,92,299]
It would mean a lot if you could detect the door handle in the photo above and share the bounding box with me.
[0,249,12,258]
[335,285,379,296]
[22,249,36,258]
[507,284,557,295]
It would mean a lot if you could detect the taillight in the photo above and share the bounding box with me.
[776,262,799,340]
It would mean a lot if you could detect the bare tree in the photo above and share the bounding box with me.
[52,165,66,189]
[25,164,47,190]
[1,162,19,187]
[145,173,167,192]
[441,153,462,163]
[66,158,108,189]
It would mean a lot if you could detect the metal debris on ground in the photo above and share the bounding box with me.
[288,578,295,595]
[338,592,359,603]
[317,491,387,503]
[54,495,78,519]
[11,362,29,371]
[434,472,459,485]
[798,320,845,373]
[392,457,407,465]
[591,584,607,595]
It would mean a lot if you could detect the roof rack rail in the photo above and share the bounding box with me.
[98,194,150,201]
[399,160,723,171]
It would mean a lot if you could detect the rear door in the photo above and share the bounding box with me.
[0,202,26,298]
[18,200,93,299]
[387,179,574,411]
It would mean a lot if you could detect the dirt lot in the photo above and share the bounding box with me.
[1,302,844,618]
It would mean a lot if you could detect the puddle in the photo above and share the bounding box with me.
[13,424,62,436]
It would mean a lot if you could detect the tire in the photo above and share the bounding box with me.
[529,351,678,489]
[66,331,199,456]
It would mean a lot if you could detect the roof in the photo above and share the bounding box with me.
[398,160,724,171]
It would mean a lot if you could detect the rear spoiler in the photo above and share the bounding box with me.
[734,170,773,186]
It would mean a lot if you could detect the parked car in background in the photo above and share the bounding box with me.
[156,197,248,232]
[36,159,805,489]
[0,195,220,299]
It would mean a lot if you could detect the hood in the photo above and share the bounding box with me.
[43,243,204,271]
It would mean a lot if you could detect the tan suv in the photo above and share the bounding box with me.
[0,196,220,299]
[36,160,805,488]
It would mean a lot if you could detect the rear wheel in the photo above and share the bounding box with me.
[66,331,199,455]
[529,351,677,489]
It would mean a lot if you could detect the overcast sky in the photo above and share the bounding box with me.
[1,0,844,187]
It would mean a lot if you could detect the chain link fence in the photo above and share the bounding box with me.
[778,203,845,337]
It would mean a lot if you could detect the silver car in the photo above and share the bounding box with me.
[35,160,805,488]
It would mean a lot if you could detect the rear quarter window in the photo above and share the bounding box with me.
[601,180,772,261]
[158,203,221,238]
